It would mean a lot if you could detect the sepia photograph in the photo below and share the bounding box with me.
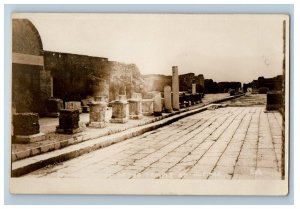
[9,13,289,195]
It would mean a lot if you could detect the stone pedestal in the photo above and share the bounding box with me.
[56,109,82,134]
[185,94,191,107]
[45,98,64,117]
[153,92,162,116]
[13,113,45,143]
[266,92,282,111]
[128,99,143,119]
[190,94,197,105]
[110,100,128,123]
[179,95,186,108]
[192,84,196,94]
[87,101,107,128]
[164,86,173,113]
[195,93,201,104]
[142,99,154,116]
[65,101,82,113]
[172,66,180,111]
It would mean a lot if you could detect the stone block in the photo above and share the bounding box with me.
[13,113,40,136]
[13,132,46,144]
[87,101,107,128]
[128,99,143,119]
[56,109,81,134]
[266,92,282,111]
[110,100,128,123]
[45,98,64,117]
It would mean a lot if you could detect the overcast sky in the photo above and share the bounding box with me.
[14,13,287,83]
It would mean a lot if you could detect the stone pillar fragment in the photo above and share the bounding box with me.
[56,109,82,134]
[110,100,128,123]
[192,84,196,94]
[153,92,162,116]
[164,86,173,113]
[13,113,45,143]
[87,101,107,128]
[172,66,180,111]
[128,99,143,119]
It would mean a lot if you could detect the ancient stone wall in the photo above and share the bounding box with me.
[44,52,144,102]
[12,19,46,114]
[243,75,283,92]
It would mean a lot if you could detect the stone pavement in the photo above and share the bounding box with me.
[25,106,283,180]
[11,93,230,161]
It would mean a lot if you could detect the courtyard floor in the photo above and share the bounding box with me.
[25,105,283,180]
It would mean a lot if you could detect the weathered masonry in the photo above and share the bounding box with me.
[12,19,52,115]
[12,19,145,115]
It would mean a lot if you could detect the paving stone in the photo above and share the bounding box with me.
[257,159,278,168]
[213,165,235,175]
[217,157,237,166]
[236,158,256,167]
[234,166,256,176]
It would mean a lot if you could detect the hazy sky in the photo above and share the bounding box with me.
[13,13,287,83]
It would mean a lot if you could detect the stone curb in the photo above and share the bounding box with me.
[11,94,244,177]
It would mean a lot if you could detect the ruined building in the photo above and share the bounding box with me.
[44,52,144,102]
[143,73,205,94]
[243,75,283,92]
[12,19,145,115]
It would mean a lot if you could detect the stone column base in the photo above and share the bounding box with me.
[110,118,128,123]
[56,126,84,134]
[129,114,143,120]
[13,133,46,144]
[88,121,106,128]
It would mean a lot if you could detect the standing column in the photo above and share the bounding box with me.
[164,86,173,113]
[192,83,196,94]
[153,92,162,116]
[172,66,180,111]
